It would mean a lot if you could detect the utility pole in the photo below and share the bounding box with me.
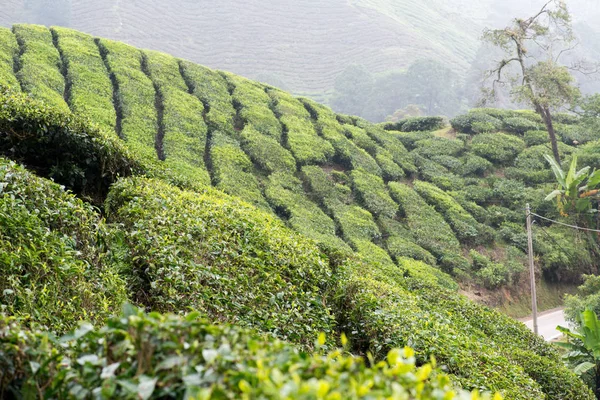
[526,203,538,335]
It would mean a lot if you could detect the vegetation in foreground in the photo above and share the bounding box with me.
[0,24,598,399]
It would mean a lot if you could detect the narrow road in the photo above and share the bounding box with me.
[521,308,566,341]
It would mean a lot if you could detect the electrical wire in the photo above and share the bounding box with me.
[530,212,600,233]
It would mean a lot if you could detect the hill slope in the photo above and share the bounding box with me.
[0,24,596,399]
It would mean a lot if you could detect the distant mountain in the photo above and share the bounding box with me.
[2,0,598,106]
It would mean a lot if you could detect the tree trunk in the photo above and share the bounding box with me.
[536,104,561,166]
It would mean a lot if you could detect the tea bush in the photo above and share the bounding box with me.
[106,177,333,346]
[345,124,379,154]
[50,27,116,133]
[350,169,397,218]
[0,308,498,400]
[0,159,128,333]
[413,154,465,191]
[97,38,158,162]
[12,24,69,111]
[413,137,465,158]
[523,130,548,146]
[414,180,493,246]
[393,131,436,150]
[388,182,467,272]
[142,50,211,185]
[210,131,271,211]
[450,112,502,134]
[179,61,236,134]
[0,28,20,90]
[240,125,296,173]
[471,132,525,164]
[502,117,541,134]
[378,216,437,266]
[381,116,445,132]
[456,154,493,176]
[0,89,141,201]
[361,124,416,174]
[224,73,281,139]
[282,114,335,165]
[264,171,351,256]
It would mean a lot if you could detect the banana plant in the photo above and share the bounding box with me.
[545,154,600,216]
[556,308,600,396]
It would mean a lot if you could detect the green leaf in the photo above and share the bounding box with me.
[545,154,566,188]
[573,361,596,375]
[545,189,563,201]
[137,377,158,400]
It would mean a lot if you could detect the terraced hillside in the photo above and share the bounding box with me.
[0,25,597,399]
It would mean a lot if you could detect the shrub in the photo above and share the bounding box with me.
[97,38,158,162]
[378,216,437,266]
[565,275,600,324]
[0,27,21,90]
[12,24,69,112]
[210,131,271,211]
[556,123,600,145]
[414,180,493,246]
[281,114,335,165]
[301,165,353,208]
[450,112,502,134]
[361,124,416,174]
[350,169,397,218]
[240,125,296,173]
[179,60,236,134]
[0,160,128,333]
[0,308,493,399]
[396,257,458,291]
[387,182,465,272]
[143,50,211,185]
[224,73,282,139]
[457,154,493,176]
[264,171,351,256]
[507,142,575,185]
[413,154,465,191]
[503,117,541,134]
[578,140,600,170]
[374,149,405,180]
[353,239,396,268]
[413,137,465,158]
[392,131,435,150]
[524,130,549,146]
[382,116,445,132]
[106,177,333,346]
[335,261,550,400]
[471,132,525,164]
[345,124,379,154]
[51,27,116,134]
[334,204,381,243]
[0,88,141,202]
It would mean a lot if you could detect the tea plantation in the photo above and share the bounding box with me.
[0,25,596,399]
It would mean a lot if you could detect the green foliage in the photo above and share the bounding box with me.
[565,275,600,326]
[350,169,397,219]
[388,182,467,272]
[457,154,493,176]
[210,131,271,211]
[97,38,157,162]
[556,308,600,397]
[0,160,128,333]
[282,114,335,165]
[471,132,525,164]
[414,180,493,246]
[335,259,586,400]
[524,130,549,146]
[179,60,236,134]
[224,73,281,139]
[51,27,116,133]
[413,137,465,158]
[361,124,416,174]
[502,117,541,134]
[450,112,502,134]
[143,50,211,185]
[0,27,20,90]
[264,171,351,258]
[377,216,437,266]
[382,116,445,132]
[12,24,69,111]
[413,154,465,191]
[240,125,296,173]
[0,88,141,201]
[106,177,332,346]
[0,308,492,400]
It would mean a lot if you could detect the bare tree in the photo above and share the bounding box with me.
[482,0,582,165]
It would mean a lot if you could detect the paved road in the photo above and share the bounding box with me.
[522,308,566,341]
